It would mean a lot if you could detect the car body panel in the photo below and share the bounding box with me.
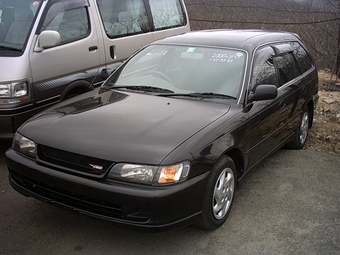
[6,29,319,230]
[0,0,190,138]
[7,149,209,230]
[19,90,231,164]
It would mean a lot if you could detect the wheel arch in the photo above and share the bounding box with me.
[224,148,245,180]
[60,80,94,101]
[306,99,314,129]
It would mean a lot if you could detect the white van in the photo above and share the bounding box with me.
[0,0,190,138]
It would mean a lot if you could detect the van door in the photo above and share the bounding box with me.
[96,0,190,74]
[30,0,103,104]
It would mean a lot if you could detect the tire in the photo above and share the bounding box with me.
[286,108,309,149]
[196,155,236,230]
[63,93,78,100]
[61,80,92,101]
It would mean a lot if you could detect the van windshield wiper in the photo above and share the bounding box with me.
[158,92,237,100]
[112,85,174,93]
[0,45,22,52]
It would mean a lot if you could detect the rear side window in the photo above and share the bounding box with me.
[273,53,299,87]
[98,0,149,38]
[41,0,90,44]
[149,0,185,30]
[289,42,313,74]
[97,0,186,38]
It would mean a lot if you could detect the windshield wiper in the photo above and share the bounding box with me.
[0,45,22,52]
[111,85,174,93]
[158,92,237,100]
[194,92,237,99]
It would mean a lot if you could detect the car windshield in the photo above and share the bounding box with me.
[0,0,42,54]
[104,44,246,99]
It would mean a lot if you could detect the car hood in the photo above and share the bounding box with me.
[20,90,231,164]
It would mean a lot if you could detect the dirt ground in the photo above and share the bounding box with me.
[307,69,340,154]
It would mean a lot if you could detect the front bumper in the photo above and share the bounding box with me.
[0,98,58,139]
[0,111,37,139]
[0,100,36,139]
[6,149,209,231]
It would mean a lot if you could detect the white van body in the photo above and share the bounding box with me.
[0,0,190,138]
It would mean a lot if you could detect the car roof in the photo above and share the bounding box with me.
[153,29,300,52]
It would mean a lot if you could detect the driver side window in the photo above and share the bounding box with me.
[41,0,90,44]
[251,46,277,90]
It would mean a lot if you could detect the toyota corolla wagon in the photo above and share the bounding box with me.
[6,30,319,231]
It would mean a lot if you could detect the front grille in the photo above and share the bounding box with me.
[10,172,123,219]
[10,172,150,222]
[38,145,114,176]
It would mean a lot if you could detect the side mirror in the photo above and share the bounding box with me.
[36,30,61,51]
[100,62,124,80]
[101,69,110,80]
[248,85,277,102]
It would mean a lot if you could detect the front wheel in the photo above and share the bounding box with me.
[286,108,310,149]
[196,156,236,230]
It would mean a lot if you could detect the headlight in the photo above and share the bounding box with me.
[0,80,29,103]
[12,133,36,159]
[108,162,190,185]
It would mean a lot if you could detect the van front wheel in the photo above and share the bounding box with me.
[61,81,92,100]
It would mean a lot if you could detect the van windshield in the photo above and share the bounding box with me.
[0,0,42,54]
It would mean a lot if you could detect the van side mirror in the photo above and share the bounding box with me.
[36,30,61,51]
[248,85,278,102]
[100,62,124,80]
[101,69,110,80]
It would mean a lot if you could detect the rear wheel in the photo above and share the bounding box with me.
[286,108,309,149]
[196,156,236,230]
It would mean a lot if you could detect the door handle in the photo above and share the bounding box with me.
[89,46,98,51]
[279,101,286,108]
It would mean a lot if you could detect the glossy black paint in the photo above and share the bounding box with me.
[6,30,319,231]
[15,90,232,165]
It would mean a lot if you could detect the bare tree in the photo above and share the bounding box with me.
[185,0,340,70]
